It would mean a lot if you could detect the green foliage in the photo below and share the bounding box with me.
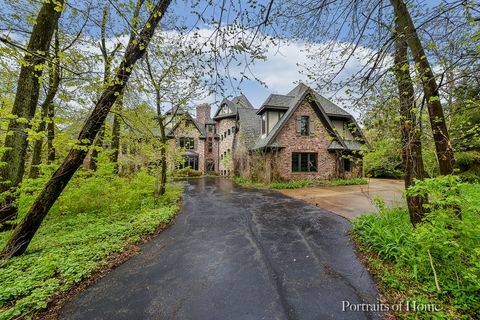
[270,178,368,189]
[363,141,403,178]
[407,175,462,210]
[172,166,203,177]
[456,151,480,182]
[0,170,182,319]
[232,176,268,189]
[234,177,368,189]
[352,181,480,319]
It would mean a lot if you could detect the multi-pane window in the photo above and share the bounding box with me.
[180,156,198,170]
[261,114,267,135]
[179,137,195,149]
[300,116,309,136]
[219,105,232,115]
[292,152,317,172]
[208,137,213,153]
[207,124,214,132]
[342,158,351,172]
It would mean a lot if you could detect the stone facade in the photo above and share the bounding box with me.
[168,119,205,171]
[167,84,367,180]
[216,118,236,175]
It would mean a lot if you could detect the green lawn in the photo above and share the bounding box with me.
[0,169,182,320]
[352,181,480,319]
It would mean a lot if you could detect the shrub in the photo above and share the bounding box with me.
[456,151,480,182]
[0,169,182,319]
[269,178,368,189]
[173,166,203,177]
[352,179,480,319]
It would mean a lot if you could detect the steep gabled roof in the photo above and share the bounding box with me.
[232,94,254,109]
[166,112,206,138]
[256,94,294,115]
[253,85,346,150]
[288,83,351,116]
[165,105,186,116]
[213,94,254,120]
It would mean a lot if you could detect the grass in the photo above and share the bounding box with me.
[234,176,368,189]
[0,167,183,320]
[351,181,480,319]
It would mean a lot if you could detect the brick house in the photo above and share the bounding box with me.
[167,83,368,182]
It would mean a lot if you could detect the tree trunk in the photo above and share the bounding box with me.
[88,124,105,171]
[46,101,56,164]
[110,97,123,173]
[0,1,63,227]
[158,116,168,196]
[0,1,63,192]
[0,0,172,259]
[29,102,48,179]
[390,0,455,175]
[393,23,428,225]
[30,32,61,179]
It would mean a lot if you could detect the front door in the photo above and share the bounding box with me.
[206,159,215,172]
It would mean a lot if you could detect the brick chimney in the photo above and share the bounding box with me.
[196,103,211,124]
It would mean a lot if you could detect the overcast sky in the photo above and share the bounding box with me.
[167,0,443,116]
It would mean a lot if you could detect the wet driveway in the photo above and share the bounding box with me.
[60,178,381,320]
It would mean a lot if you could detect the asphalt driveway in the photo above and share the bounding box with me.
[60,177,381,320]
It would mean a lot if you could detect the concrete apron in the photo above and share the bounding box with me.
[277,178,405,219]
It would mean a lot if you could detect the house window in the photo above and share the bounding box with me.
[292,152,317,172]
[179,137,195,149]
[180,155,198,170]
[228,129,231,135]
[300,116,309,136]
[220,105,231,115]
[232,126,236,134]
[207,124,214,132]
[208,141,213,153]
[342,158,351,172]
[262,113,267,135]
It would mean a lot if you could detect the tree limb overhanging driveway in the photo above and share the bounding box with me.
[61,178,381,320]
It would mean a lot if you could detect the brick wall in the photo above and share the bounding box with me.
[274,101,337,181]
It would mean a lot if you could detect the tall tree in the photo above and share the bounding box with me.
[46,96,56,164]
[0,0,64,222]
[393,21,428,225]
[29,28,61,179]
[390,0,456,175]
[110,0,145,173]
[110,97,123,172]
[145,53,168,196]
[0,0,173,259]
[88,7,120,171]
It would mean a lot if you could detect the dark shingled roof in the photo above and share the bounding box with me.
[213,94,254,119]
[237,108,261,148]
[252,83,366,151]
[288,83,351,116]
